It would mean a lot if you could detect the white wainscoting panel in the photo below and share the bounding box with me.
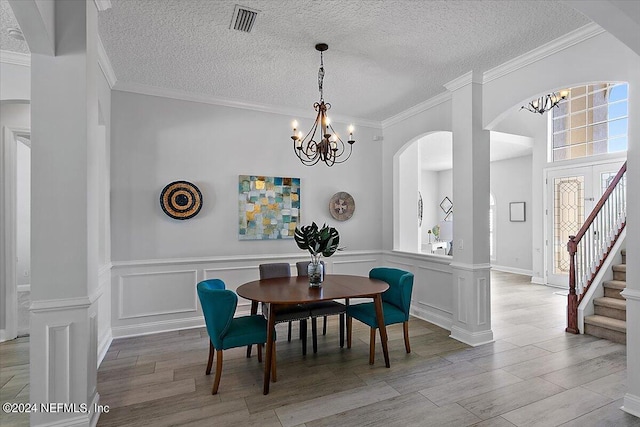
[47,323,71,402]
[119,270,198,319]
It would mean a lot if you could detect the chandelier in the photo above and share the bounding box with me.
[291,43,355,166]
[521,90,569,114]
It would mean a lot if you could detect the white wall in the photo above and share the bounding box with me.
[420,169,438,245]
[109,90,382,335]
[16,139,30,287]
[490,155,533,273]
[0,62,30,101]
[396,141,420,252]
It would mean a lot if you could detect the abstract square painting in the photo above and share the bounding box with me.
[238,175,301,240]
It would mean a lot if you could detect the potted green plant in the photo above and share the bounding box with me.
[294,222,341,287]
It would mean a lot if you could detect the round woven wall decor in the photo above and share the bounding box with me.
[160,181,203,220]
[329,192,355,221]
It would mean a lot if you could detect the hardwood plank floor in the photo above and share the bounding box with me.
[2,271,639,426]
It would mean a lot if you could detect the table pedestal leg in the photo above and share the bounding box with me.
[263,303,277,394]
[373,294,390,368]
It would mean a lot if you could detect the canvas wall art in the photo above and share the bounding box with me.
[238,175,301,240]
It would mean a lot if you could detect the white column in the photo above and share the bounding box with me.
[445,71,493,346]
[621,60,640,418]
[29,1,101,425]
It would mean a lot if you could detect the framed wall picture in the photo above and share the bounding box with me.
[510,202,526,222]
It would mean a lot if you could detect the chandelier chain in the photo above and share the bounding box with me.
[318,51,325,101]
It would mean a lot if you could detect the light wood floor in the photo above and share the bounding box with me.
[2,272,639,426]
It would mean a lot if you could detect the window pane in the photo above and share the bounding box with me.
[571,144,586,158]
[571,96,587,112]
[608,101,627,120]
[589,89,607,108]
[553,131,568,148]
[589,105,608,123]
[593,140,607,155]
[553,147,569,161]
[553,116,568,133]
[609,118,628,137]
[556,101,569,116]
[592,122,607,141]
[609,136,628,152]
[609,83,628,102]
[570,111,587,128]
[572,86,586,97]
[570,127,586,144]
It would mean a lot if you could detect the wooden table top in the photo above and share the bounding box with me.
[236,274,388,304]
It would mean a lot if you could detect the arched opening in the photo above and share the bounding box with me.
[393,131,453,254]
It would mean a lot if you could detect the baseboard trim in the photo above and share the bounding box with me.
[530,276,546,285]
[622,393,640,418]
[410,303,452,331]
[32,414,91,427]
[111,317,205,339]
[97,329,113,367]
[449,325,494,347]
[491,265,533,277]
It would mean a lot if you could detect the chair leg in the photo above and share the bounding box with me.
[369,328,376,365]
[403,321,411,354]
[271,343,277,382]
[347,316,352,349]
[339,314,345,348]
[246,344,252,358]
[301,319,307,355]
[206,341,214,375]
[312,317,318,354]
[212,349,223,395]
[257,343,263,363]
[288,321,292,341]
[323,316,328,335]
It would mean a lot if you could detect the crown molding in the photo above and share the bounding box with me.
[444,70,483,92]
[97,35,116,88]
[381,92,451,129]
[112,81,382,128]
[483,22,605,84]
[94,0,112,11]
[0,50,30,67]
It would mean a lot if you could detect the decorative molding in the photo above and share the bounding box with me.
[381,92,451,129]
[47,323,71,402]
[491,265,533,276]
[622,393,640,418]
[0,50,30,67]
[450,262,492,272]
[332,258,379,265]
[483,23,604,83]
[111,316,205,339]
[113,81,382,129]
[417,264,453,274]
[530,276,546,285]
[31,296,92,312]
[621,288,640,301]
[118,270,198,319]
[477,278,487,325]
[449,325,494,347]
[97,36,116,88]
[94,0,112,11]
[443,70,482,92]
[386,250,453,265]
[411,302,452,331]
[457,277,467,323]
[97,329,113,368]
[386,259,414,268]
[111,250,383,268]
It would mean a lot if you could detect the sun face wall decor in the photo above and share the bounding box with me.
[238,175,301,240]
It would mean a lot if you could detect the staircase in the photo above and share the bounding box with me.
[584,249,626,344]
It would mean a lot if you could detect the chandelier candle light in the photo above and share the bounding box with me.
[291,43,355,166]
[521,90,569,115]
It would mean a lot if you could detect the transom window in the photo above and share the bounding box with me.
[551,83,628,162]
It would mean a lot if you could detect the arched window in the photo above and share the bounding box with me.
[489,193,496,261]
[550,83,628,162]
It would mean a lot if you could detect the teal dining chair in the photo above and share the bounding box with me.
[197,279,269,394]
[346,267,414,364]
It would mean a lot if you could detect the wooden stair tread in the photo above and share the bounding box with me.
[604,280,626,290]
[584,315,626,333]
[612,264,626,272]
[594,296,626,310]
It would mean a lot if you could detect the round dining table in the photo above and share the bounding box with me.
[236,274,390,395]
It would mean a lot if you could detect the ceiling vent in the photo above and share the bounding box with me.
[230,5,259,33]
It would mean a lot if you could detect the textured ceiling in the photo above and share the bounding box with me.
[0,0,29,54]
[97,0,591,122]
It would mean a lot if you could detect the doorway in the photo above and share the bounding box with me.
[545,160,624,287]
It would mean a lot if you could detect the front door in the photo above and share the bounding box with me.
[545,161,623,287]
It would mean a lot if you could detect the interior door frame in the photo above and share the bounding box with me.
[0,126,30,342]
[543,157,626,288]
